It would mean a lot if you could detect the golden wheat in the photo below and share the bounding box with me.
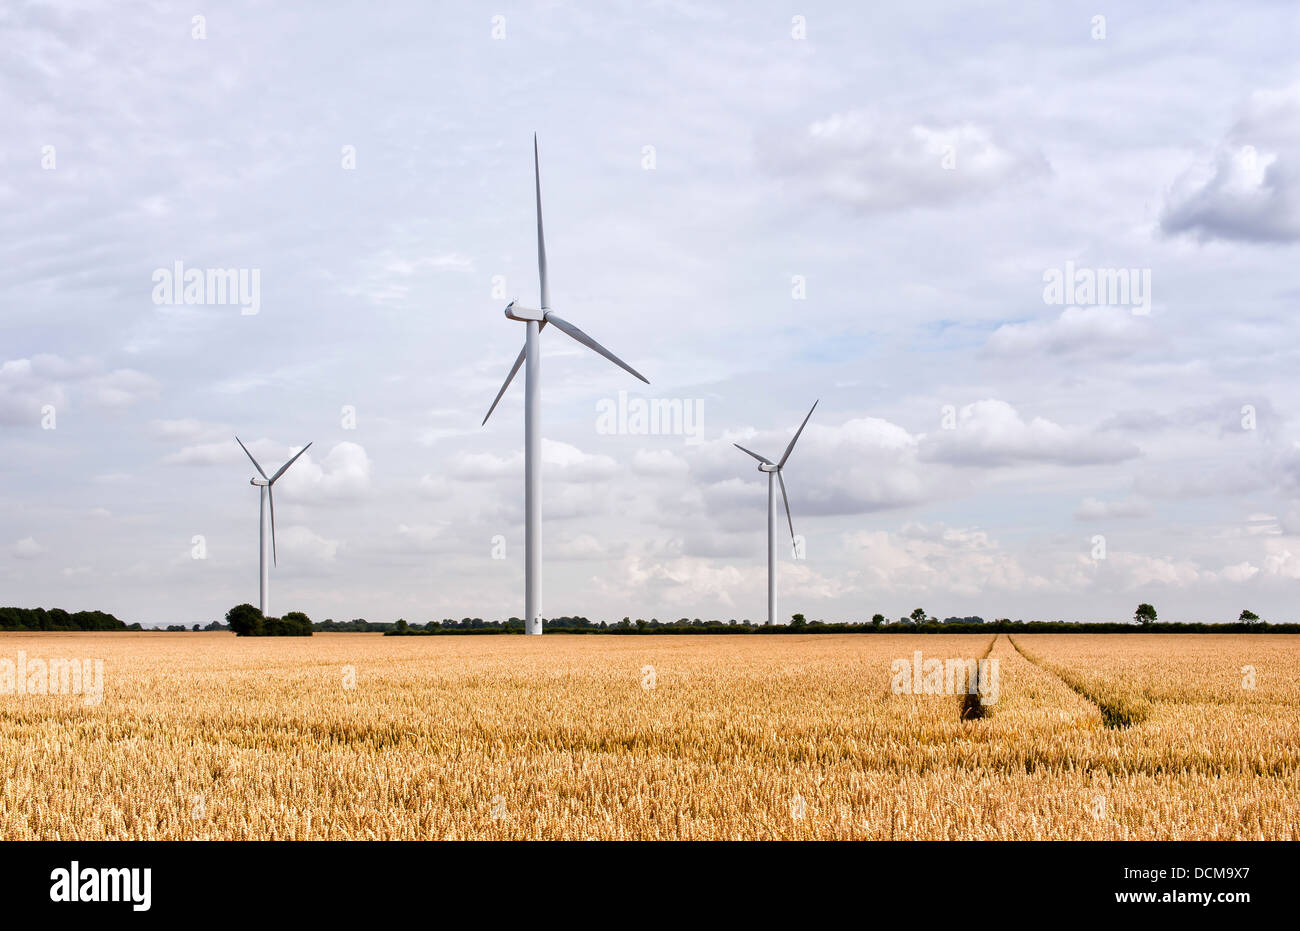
[0,631,1295,840]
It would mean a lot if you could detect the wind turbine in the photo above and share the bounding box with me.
[235,437,312,618]
[482,135,650,635]
[734,401,817,626]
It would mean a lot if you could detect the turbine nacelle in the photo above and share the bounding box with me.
[250,477,270,486]
[504,301,545,322]
[758,462,779,473]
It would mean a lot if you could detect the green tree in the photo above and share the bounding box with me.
[226,603,264,637]
[871,613,884,628]
[790,613,807,629]
[1239,609,1260,625]
[282,611,312,635]
[1135,603,1157,626]
[909,608,928,626]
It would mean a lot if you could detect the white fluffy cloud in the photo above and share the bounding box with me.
[277,442,372,501]
[920,400,1139,467]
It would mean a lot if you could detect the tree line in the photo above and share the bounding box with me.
[3,602,1292,635]
[0,606,137,631]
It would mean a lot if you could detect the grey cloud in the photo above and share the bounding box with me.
[1161,84,1300,243]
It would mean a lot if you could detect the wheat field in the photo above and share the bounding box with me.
[0,631,1295,840]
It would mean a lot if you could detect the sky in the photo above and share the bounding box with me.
[2,1,1299,626]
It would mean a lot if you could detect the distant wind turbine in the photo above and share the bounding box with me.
[734,401,818,626]
[482,135,649,635]
[235,437,312,617]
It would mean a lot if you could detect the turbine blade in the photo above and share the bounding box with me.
[733,443,772,465]
[778,400,819,468]
[270,441,312,483]
[235,436,267,479]
[544,312,649,384]
[535,134,549,310]
[482,343,526,425]
[268,486,277,567]
[777,471,795,541]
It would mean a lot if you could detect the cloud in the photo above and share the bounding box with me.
[550,533,615,561]
[609,552,849,614]
[276,526,340,562]
[278,442,372,501]
[920,400,1139,467]
[1161,83,1300,243]
[1134,462,1267,500]
[984,306,1149,358]
[1220,561,1259,583]
[760,110,1049,212]
[1073,496,1153,520]
[164,441,239,467]
[0,358,63,424]
[1,355,156,424]
[1104,551,1203,589]
[342,251,477,306]
[167,440,371,502]
[85,369,159,408]
[396,522,448,552]
[11,537,47,559]
[447,440,617,484]
[707,415,934,520]
[843,523,1049,597]
[1100,399,1278,438]
[616,556,752,610]
[150,418,224,441]
[1262,540,1300,579]
[631,448,690,477]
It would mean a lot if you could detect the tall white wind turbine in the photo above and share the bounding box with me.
[482,135,650,635]
[734,401,817,626]
[235,437,312,617]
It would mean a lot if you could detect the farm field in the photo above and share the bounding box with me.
[0,631,1295,840]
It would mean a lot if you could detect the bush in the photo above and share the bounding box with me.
[226,603,264,636]
[226,605,312,637]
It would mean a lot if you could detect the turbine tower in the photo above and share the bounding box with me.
[734,401,817,626]
[235,437,312,617]
[482,135,650,635]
